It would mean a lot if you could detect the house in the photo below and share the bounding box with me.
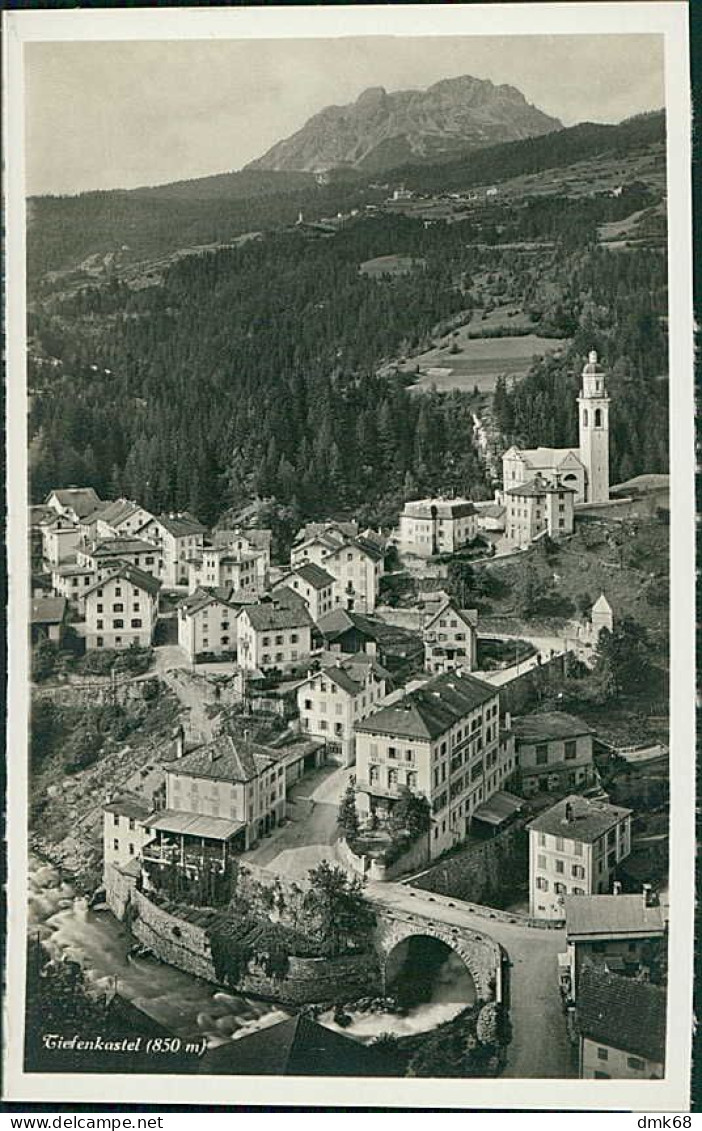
[324,536,384,612]
[103,792,154,872]
[511,712,595,798]
[95,498,154,540]
[398,497,478,559]
[30,596,67,645]
[40,514,81,568]
[45,486,102,524]
[563,889,666,1002]
[188,544,264,595]
[83,563,161,650]
[136,512,207,587]
[198,1014,382,1077]
[504,476,576,547]
[297,654,391,766]
[473,501,506,534]
[237,597,313,672]
[51,560,96,605]
[528,795,633,920]
[576,965,666,1079]
[315,608,423,672]
[77,537,162,579]
[272,562,336,623]
[355,670,516,857]
[177,586,257,662]
[289,523,384,612]
[422,597,478,673]
[501,350,611,507]
[143,729,286,862]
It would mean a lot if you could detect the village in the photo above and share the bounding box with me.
[27,346,671,1080]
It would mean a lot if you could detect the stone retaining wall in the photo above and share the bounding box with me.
[409,823,528,908]
[125,886,380,1004]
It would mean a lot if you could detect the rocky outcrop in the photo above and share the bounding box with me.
[248,74,562,173]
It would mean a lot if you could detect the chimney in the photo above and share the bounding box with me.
[504,711,512,730]
[613,881,622,896]
[642,883,653,908]
[173,724,185,759]
[564,801,574,823]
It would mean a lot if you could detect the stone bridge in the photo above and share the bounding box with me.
[373,904,502,1003]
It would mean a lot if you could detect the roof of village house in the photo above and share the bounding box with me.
[305,654,391,697]
[178,586,258,616]
[30,504,58,528]
[474,502,506,519]
[353,535,385,561]
[506,476,577,498]
[90,536,158,558]
[96,498,147,528]
[103,792,152,821]
[424,598,478,631]
[528,795,631,842]
[294,520,358,545]
[402,496,476,520]
[170,732,276,783]
[511,711,593,743]
[30,596,67,625]
[610,473,670,498]
[81,503,113,526]
[355,670,497,741]
[83,562,161,599]
[241,597,313,632]
[565,894,665,940]
[53,560,94,577]
[198,1013,379,1076]
[147,512,206,538]
[576,964,667,1064]
[46,487,102,518]
[286,562,336,590]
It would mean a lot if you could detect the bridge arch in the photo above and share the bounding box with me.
[374,913,500,1002]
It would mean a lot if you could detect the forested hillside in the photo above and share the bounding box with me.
[27,107,668,535]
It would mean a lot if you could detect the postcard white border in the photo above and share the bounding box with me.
[3,2,694,1111]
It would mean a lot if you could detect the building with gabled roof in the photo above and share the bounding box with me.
[563,890,666,1001]
[355,670,515,856]
[136,511,207,588]
[528,795,632,920]
[289,523,385,613]
[45,486,102,523]
[422,597,478,673]
[30,596,67,645]
[50,559,96,606]
[272,561,336,622]
[83,562,161,651]
[576,964,666,1079]
[297,654,391,766]
[177,586,258,662]
[96,498,155,541]
[237,596,313,672]
[143,730,288,862]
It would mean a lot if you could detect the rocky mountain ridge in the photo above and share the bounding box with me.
[247,73,563,173]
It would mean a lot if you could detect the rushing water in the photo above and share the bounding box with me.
[28,855,475,1051]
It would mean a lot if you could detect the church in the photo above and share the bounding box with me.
[502,351,610,547]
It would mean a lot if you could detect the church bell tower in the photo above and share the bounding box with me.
[578,350,610,503]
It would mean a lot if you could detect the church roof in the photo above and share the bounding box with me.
[514,447,584,470]
[592,594,612,614]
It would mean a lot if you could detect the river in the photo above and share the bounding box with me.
[28,855,476,1052]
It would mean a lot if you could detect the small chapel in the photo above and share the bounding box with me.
[501,351,610,547]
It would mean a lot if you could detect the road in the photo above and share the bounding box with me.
[365,882,575,1079]
[243,763,353,879]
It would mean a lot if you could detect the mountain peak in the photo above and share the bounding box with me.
[247,73,562,174]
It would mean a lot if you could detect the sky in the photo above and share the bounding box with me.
[24,34,665,196]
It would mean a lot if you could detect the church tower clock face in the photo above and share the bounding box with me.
[577,350,610,504]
